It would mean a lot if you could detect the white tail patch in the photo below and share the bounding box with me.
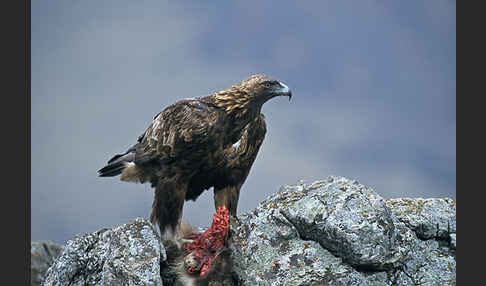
[120,162,140,182]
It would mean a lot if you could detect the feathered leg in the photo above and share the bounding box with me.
[150,177,187,242]
[213,185,240,217]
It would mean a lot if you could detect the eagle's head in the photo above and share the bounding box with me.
[236,74,292,103]
[212,74,292,116]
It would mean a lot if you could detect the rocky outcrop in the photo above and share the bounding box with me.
[42,218,165,286]
[37,176,456,285]
[31,241,64,286]
[230,176,456,285]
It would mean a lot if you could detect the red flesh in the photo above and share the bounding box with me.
[183,206,230,276]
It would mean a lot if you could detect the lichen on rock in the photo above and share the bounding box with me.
[230,176,456,285]
[42,218,165,286]
[35,176,456,286]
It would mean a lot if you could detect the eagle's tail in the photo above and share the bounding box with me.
[98,161,128,177]
[98,151,136,178]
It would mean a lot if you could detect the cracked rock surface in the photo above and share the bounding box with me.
[43,218,165,286]
[36,176,455,285]
[230,176,456,285]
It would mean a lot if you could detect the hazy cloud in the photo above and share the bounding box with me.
[32,0,455,244]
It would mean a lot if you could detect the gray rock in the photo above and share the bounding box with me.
[31,241,64,286]
[231,176,456,285]
[386,197,456,241]
[43,218,165,286]
[385,197,456,285]
[450,233,456,250]
[38,175,456,285]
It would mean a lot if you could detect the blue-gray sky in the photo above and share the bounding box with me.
[32,0,456,244]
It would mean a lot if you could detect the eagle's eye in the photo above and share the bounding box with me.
[261,80,278,88]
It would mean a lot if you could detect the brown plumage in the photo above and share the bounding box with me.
[98,74,292,239]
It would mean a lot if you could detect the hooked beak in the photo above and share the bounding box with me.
[278,82,292,101]
[286,90,292,101]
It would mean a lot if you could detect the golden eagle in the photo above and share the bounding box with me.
[98,74,292,240]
